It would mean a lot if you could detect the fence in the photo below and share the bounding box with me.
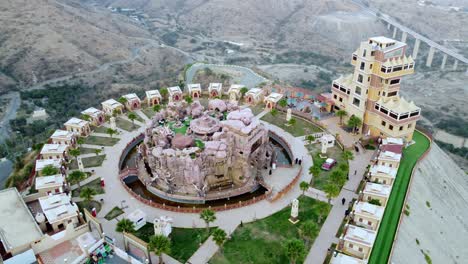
[269,166,303,202]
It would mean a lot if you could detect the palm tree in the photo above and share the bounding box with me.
[106,128,117,138]
[330,170,346,186]
[118,96,128,106]
[271,108,278,116]
[69,148,81,162]
[335,110,347,125]
[148,234,171,264]
[160,88,169,101]
[284,239,306,264]
[342,150,354,161]
[288,118,296,126]
[308,165,321,185]
[212,228,227,253]
[185,96,193,104]
[200,209,216,232]
[127,112,137,127]
[323,183,340,204]
[240,87,248,98]
[278,98,288,108]
[94,149,102,156]
[299,221,319,247]
[153,104,162,112]
[41,165,59,176]
[316,203,329,224]
[112,109,120,117]
[80,187,96,206]
[299,181,309,195]
[347,115,362,134]
[305,135,315,144]
[76,137,84,147]
[116,218,135,247]
[339,163,349,172]
[68,170,86,190]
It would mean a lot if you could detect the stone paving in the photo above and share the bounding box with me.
[321,116,361,148]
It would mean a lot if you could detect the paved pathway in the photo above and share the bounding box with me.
[305,148,373,264]
[321,116,360,149]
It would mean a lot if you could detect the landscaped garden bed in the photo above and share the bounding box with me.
[82,155,106,168]
[210,196,331,264]
[72,178,105,197]
[84,136,120,146]
[261,111,321,137]
[116,117,140,131]
[104,206,124,220]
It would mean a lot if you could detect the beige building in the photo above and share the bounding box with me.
[81,107,105,126]
[101,98,124,115]
[146,90,162,106]
[35,175,65,196]
[375,140,403,168]
[187,83,202,99]
[339,224,376,260]
[168,86,183,103]
[38,194,79,233]
[245,88,263,105]
[330,36,421,142]
[352,201,384,231]
[208,83,223,98]
[122,93,141,111]
[35,159,62,176]
[228,84,243,101]
[50,129,76,146]
[40,144,69,160]
[369,165,397,186]
[0,188,43,257]
[331,252,367,264]
[362,182,391,206]
[264,92,283,110]
[64,117,91,137]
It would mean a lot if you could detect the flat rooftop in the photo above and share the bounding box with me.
[363,182,391,197]
[123,93,140,101]
[187,83,201,91]
[344,225,377,247]
[354,201,384,220]
[382,137,404,145]
[36,159,62,171]
[380,144,403,155]
[331,252,367,264]
[369,165,397,178]
[36,175,64,190]
[209,83,222,90]
[168,86,182,94]
[81,107,103,118]
[38,194,78,224]
[40,144,68,154]
[102,99,123,108]
[0,188,43,249]
[64,117,88,127]
[246,88,262,96]
[146,90,161,98]
[51,129,74,140]
[265,92,283,102]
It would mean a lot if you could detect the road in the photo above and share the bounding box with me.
[351,0,468,64]
[0,92,20,142]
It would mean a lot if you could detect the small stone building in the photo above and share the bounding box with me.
[245,88,263,105]
[81,107,105,126]
[50,130,76,146]
[351,201,384,231]
[228,84,243,101]
[146,90,162,106]
[264,92,283,109]
[122,93,141,111]
[361,182,391,206]
[38,194,79,233]
[187,84,202,99]
[208,83,223,98]
[64,118,91,137]
[369,165,397,186]
[35,159,62,176]
[35,175,65,196]
[168,86,183,103]
[339,224,376,260]
[40,144,69,160]
[101,99,124,115]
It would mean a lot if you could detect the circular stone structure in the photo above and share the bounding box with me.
[138,101,275,204]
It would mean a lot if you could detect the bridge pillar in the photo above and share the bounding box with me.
[426,46,435,67]
[453,60,458,70]
[392,27,397,38]
[401,31,408,43]
[412,39,421,59]
[440,54,448,70]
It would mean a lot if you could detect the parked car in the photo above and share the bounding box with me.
[321,158,337,171]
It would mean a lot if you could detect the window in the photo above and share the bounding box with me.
[370,63,373,69]
[339,97,343,102]
[333,83,339,89]
[355,86,362,95]
[352,54,357,61]
[371,51,375,56]
[366,89,368,94]
[333,94,337,99]
[383,180,387,184]
[382,162,385,166]
[390,79,400,85]
[360,62,365,70]
[389,164,393,168]
[363,49,367,57]
[382,92,386,96]
[393,66,402,71]
[408,123,412,128]
[388,91,398,97]
[357,74,363,83]
[368,221,372,225]
[359,218,363,222]
[358,247,363,252]
[353,97,360,107]
[399,126,403,131]
[389,125,394,130]
[349,243,354,249]
[381,120,386,126]
[368,76,370,82]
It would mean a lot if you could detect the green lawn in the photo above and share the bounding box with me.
[116,117,140,131]
[93,125,110,133]
[85,136,120,146]
[210,196,331,264]
[368,131,430,263]
[81,155,106,168]
[79,147,99,155]
[134,223,213,263]
[142,108,156,119]
[129,112,144,123]
[261,112,322,137]
[250,104,266,116]
[77,200,102,214]
[104,206,124,220]
[306,144,348,191]
[72,178,105,197]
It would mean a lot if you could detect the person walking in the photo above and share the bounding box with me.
[354,170,357,175]
[341,197,346,205]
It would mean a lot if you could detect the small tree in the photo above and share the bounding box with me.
[68,170,86,190]
[112,109,120,117]
[212,228,227,253]
[323,183,340,204]
[339,163,349,173]
[369,199,382,206]
[330,170,346,186]
[80,187,96,206]
[240,87,248,98]
[148,234,171,264]
[347,115,362,134]
[127,112,137,127]
[200,209,216,232]
[106,128,117,138]
[278,98,288,108]
[309,165,321,185]
[335,110,347,125]
[299,221,319,247]
[41,165,59,176]
[153,104,162,112]
[116,218,135,245]
[81,114,91,121]
[185,96,193,104]
[94,148,102,156]
[160,88,169,101]
[284,239,306,264]
[305,135,315,144]
[118,96,128,106]
[76,137,85,147]
[299,181,309,195]
[316,203,329,224]
[69,148,81,162]
[288,118,296,126]
[271,108,278,116]
[342,150,354,161]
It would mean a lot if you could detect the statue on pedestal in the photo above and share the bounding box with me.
[77,157,84,172]
[286,108,292,122]
[289,198,300,224]
[110,116,117,130]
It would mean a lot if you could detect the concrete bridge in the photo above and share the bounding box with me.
[352,0,467,71]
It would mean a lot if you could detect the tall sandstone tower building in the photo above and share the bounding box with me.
[331,36,421,142]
